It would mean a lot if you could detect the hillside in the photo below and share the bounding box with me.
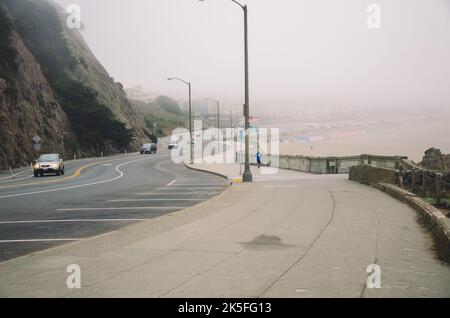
[130,97,187,138]
[0,0,150,169]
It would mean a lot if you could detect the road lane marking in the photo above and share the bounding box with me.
[157,187,225,190]
[169,183,225,186]
[0,169,30,181]
[0,174,34,184]
[0,156,160,199]
[0,158,123,190]
[175,178,220,181]
[0,219,148,224]
[107,199,203,202]
[0,238,80,243]
[136,192,220,195]
[167,179,177,186]
[58,207,188,211]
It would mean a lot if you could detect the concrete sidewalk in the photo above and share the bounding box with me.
[0,163,449,297]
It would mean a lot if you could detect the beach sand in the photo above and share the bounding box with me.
[277,117,450,162]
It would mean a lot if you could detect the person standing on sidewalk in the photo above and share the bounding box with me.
[256,152,262,168]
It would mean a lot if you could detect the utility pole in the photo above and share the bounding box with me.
[199,0,252,182]
[168,77,193,164]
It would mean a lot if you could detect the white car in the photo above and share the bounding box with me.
[33,154,65,177]
[140,143,157,154]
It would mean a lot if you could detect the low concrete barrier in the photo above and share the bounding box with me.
[348,163,449,263]
[376,183,450,263]
[349,165,399,185]
[236,152,406,175]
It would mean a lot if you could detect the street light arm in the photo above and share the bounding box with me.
[168,77,190,86]
[229,0,245,10]
[199,0,245,11]
[203,97,220,105]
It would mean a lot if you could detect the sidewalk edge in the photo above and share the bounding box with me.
[374,182,450,264]
[0,166,233,266]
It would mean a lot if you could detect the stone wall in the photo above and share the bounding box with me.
[349,165,399,185]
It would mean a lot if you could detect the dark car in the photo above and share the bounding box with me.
[140,143,157,154]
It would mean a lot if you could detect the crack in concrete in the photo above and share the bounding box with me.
[258,186,337,297]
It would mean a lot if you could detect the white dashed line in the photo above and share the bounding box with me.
[58,207,187,211]
[158,187,225,190]
[135,192,220,196]
[107,199,203,202]
[0,238,80,243]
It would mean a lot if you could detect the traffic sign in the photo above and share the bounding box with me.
[33,135,41,144]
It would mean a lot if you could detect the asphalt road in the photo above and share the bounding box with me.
[0,149,228,262]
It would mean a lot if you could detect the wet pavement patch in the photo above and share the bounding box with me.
[241,235,292,250]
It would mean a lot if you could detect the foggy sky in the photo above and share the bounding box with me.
[54,0,450,114]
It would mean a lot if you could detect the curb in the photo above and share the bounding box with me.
[184,164,231,184]
[0,162,234,267]
[376,182,450,264]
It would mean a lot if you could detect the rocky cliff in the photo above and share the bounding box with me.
[0,0,150,169]
[420,148,450,172]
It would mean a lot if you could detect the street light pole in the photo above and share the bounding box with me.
[242,4,252,182]
[168,77,193,164]
[199,0,252,182]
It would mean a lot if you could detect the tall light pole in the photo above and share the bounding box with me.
[199,0,252,182]
[168,77,193,163]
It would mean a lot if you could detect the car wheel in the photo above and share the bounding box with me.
[61,168,65,175]
[34,172,39,177]
[56,169,61,176]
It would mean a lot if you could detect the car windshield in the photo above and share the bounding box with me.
[37,154,58,162]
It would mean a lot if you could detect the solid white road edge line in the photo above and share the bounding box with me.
[0,169,31,181]
[0,156,159,199]
[0,174,34,184]
[0,219,148,224]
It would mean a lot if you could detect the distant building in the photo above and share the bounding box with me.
[124,85,153,103]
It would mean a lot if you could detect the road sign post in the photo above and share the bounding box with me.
[32,135,42,157]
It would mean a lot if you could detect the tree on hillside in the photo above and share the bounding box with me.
[155,95,181,114]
